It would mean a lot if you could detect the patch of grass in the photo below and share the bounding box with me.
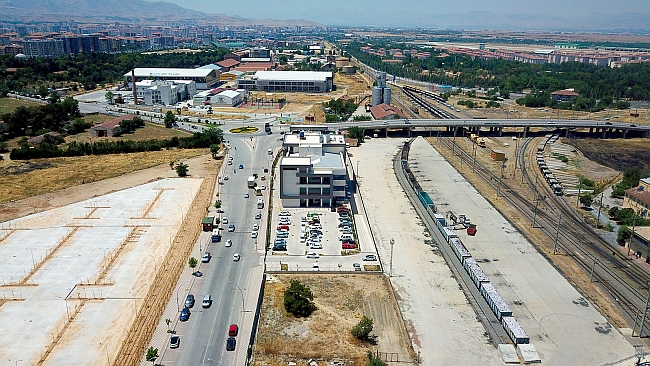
[363,265,381,271]
[0,148,207,203]
[0,98,40,115]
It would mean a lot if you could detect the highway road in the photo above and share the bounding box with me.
[172,129,280,365]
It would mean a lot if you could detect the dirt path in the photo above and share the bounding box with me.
[0,153,218,223]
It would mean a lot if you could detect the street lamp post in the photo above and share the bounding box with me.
[389,238,395,277]
[229,281,245,313]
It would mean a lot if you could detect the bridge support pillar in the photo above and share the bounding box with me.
[589,127,593,134]
[385,128,388,138]
[499,127,503,136]
[623,129,627,138]
[523,126,529,138]
[565,128,569,138]
[601,129,606,139]
[407,128,411,137]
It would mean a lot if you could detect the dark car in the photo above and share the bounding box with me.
[179,307,190,321]
[229,324,239,336]
[239,164,244,169]
[226,337,236,351]
[353,263,362,271]
[170,335,180,349]
[185,294,195,308]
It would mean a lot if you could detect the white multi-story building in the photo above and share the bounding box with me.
[279,129,349,208]
[135,80,196,106]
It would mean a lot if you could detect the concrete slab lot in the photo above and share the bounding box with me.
[407,137,634,364]
[0,178,201,366]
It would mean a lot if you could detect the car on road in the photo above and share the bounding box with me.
[244,193,249,198]
[362,254,377,261]
[261,185,266,190]
[222,217,228,224]
[233,253,240,261]
[179,307,190,321]
[202,252,211,263]
[191,125,197,129]
[255,213,262,219]
[605,122,613,125]
[353,263,361,271]
[239,164,244,169]
[228,224,235,232]
[228,161,233,165]
[202,295,212,308]
[170,335,180,348]
[229,324,239,336]
[251,231,258,238]
[226,337,236,351]
[253,224,259,231]
[225,239,233,248]
[548,121,555,125]
[306,252,320,259]
[224,175,229,180]
[185,294,195,308]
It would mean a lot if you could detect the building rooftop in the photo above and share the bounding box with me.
[92,114,137,130]
[253,71,332,82]
[217,90,240,98]
[369,103,406,120]
[125,68,214,78]
[551,89,580,96]
[216,59,241,68]
[626,185,650,207]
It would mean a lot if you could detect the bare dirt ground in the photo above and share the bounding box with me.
[427,137,629,328]
[65,122,191,144]
[254,274,413,366]
[0,151,218,222]
[564,138,650,174]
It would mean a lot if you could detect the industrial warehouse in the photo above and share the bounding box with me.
[237,71,334,92]
[124,67,220,90]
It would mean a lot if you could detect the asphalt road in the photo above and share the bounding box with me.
[173,128,280,365]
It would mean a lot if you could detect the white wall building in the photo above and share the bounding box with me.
[237,71,333,92]
[125,67,220,90]
[279,130,349,208]
[209,90,242,106]
[135,80,196,106]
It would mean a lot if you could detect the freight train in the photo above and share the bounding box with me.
[402,140,530,345]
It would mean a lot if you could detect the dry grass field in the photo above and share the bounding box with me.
[564,138,650,174]
[0,148,208,203]
[0,97,41,114]
[65,122,191,144]
[254,274,413,366]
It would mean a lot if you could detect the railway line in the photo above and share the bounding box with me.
[400,85,458,119]
[437,136,650,336]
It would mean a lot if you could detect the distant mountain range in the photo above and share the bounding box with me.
[0,0,323,27]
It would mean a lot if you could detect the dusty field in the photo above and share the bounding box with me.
[254,274,413,366]
[0,148,209,205]
[564,138,650,174]
[427,137,628,328]
[65,122,191,144]
[0,97,40,114]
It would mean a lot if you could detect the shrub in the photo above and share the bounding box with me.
[283,280,316,317]
[351,315,374,340]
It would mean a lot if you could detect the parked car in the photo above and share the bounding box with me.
[202,252,211,263]
[353,263,362,271]
[255,213,262,219]
[185,294,195,308]
[253,224,259,231]
[251,231,258,238]
[362,254,377,261]
[279,211,291,216]
[226,337,236,351]
[277,225,290,231]
[170,335,180,348]
[306,252,320,259]
[273,244,287,251]
[233,253,240,261]
[225,239,232,247]
[229,324,239,336]
[223,175,229,180]
[202,295,212,308]
[309,243,323,249]
[179,307,190,321]
[342,242,356,250]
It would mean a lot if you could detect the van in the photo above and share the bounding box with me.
[268,148,273,155]
[202,295,212,308]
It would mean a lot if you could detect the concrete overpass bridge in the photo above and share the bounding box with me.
[293,119,650,139]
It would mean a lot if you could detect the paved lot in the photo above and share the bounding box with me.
[408,136,635,365]
[0,179,202,366]
[350,138,501,365]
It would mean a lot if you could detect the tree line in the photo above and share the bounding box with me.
[9,127,223,160]
[0,48,229,94]
[341,41,650,102]
[1,97,80,138]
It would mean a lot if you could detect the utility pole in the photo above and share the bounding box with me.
[576,185,582,208]
[472,144,477,173]
[390,238,395,277]
[640,282,650,338]
[590,257,598,282]
[596,192,604,229]
[497,158,506,197]
[554,214,562,254]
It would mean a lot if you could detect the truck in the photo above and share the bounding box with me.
[247,176,255,188]
[470,134,486,148]
[264,122,271,134]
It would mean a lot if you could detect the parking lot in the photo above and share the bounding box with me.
[265,197,380,271]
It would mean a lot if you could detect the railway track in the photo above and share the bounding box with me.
[400,85,458,119]
[438,136,650,334]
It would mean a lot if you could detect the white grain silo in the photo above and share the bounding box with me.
[383,87,392,105]
[372,86,383,106]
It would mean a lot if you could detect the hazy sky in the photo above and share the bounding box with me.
[153,0,650,27]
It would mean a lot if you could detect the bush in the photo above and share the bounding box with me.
[366,351,388,366]
[351,315,374,340]
[284,280,316,317]
[176,162,189,177]
[188,257,198,268]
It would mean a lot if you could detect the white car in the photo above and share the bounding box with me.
[244,193,249,198]
[233,253,240,261]
[306,252,320,259]
[225,239,232,247]
[222,217,228,224]
[253,224,259,231]
[251,231,258,238]
[261,185,266,190]
[279,211,291,216]
[223,176,229,181]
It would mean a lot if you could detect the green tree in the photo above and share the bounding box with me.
[176,162,189,177]
[210,144,221,159]
[351,315,374,340]
[0,141,8,153]
[164,111,177,128]
[347,126,364,143]
[214,200,222,209]
[284,280,316,317]
[47,91,60,104]
[579,194,593,208]
[279,55,288,65]
[105,91,114,104]
[38,84,48,98]
[188,257,198,268]
[366,351,388,366]
[145,347,158,365]
[618,225,631,243]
